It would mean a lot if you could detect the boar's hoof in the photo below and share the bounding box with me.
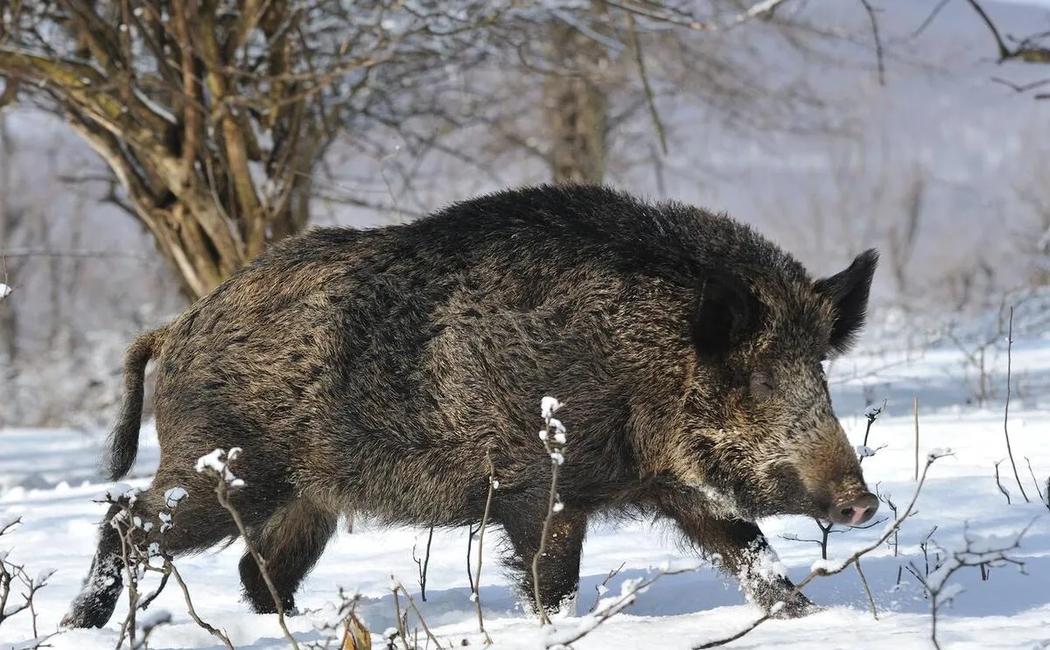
[771,594,819,619]
[60,593,119,629]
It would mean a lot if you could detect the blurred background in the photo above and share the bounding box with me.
[0,0,1048,429]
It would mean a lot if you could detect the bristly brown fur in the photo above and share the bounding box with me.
[66,185,879,627]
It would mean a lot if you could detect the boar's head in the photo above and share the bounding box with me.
[676,250,880,525]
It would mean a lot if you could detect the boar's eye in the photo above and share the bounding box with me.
[749,370,775,402]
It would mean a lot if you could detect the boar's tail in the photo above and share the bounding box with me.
[107,326,167,481]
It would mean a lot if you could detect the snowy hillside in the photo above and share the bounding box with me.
[1,329,1048,649]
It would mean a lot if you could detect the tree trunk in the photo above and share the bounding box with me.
[544,20,610,185]
[0,114,18,365]
[0,2,325,301]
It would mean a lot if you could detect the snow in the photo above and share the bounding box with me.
[1,340,1049,649]
[855,444,878,458]
[0,283,11,300]
[162,487,187,509]
[540,396,563,419]
[194,448,245,488]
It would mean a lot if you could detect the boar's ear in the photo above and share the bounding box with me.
[691,274,762,359]
[814,249,878,355]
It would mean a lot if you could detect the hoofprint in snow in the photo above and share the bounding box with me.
[1,339,1049,650]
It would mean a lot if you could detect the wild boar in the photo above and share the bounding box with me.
[64,185,878,628]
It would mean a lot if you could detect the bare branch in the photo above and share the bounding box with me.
[471,452,495,645]
[857,0,886,86]
[1002,306,1030,501]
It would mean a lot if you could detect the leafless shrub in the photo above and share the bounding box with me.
[942,325,1002,406]
[1025,457,1050,512]
[1001,307,1030,502]
[994,460,1013,504]
[101,484,235,650]
[301,587,365,650]
[906,526,941,592]
[389,578,443,650]
[781,515,886,561]
[588,563,626,614]
[876,486,904,587]
[907,522,1034,650]
[0,517,56,649]
[412,527,434,602]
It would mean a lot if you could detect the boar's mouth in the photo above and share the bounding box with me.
[765,460,818,516]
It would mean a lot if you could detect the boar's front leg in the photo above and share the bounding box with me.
[667,507,814,617]
[498,505,587,617]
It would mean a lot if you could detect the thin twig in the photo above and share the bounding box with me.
[589,562,626,613]
[854,559,878,620]
[209,451,300,650]
[858,399,886,466]
[994,460,1012,504]
[546,565,697,648]
[392,580,443,649]
[914,396,920,481]
[471,452,496,645]
[390,581,410,650]
[532,458,561,625]
[413,526,434,602]
[532,399,567,625]
[857,0,886,86]
[625,13,667,155]
[910,0,951,38]
[1024,457,1048,506]
[1002,307,1029,502]
[168,562,235,650]
[964,0,1012,60]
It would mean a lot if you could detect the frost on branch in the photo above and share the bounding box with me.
[533,395,569,624]
[195,448,245,487]
[855,445,879,459]
[906,523,1033,649]
[163,487,188,509]
[858,399,887,465]
[540,396,563,419]
[863,402,884,421]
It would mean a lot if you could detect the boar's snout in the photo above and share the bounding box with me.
[828,492,878,526]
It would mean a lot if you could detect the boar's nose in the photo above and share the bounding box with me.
[829,492,878,526]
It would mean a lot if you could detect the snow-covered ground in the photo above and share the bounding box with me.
[1,334,1048,649]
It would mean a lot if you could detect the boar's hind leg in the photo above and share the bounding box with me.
[239,499,337,614]
[669,510,814,617]
[500,507,587,616]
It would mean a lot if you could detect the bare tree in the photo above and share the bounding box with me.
[543,11,615,184]
[0,1,504,298]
